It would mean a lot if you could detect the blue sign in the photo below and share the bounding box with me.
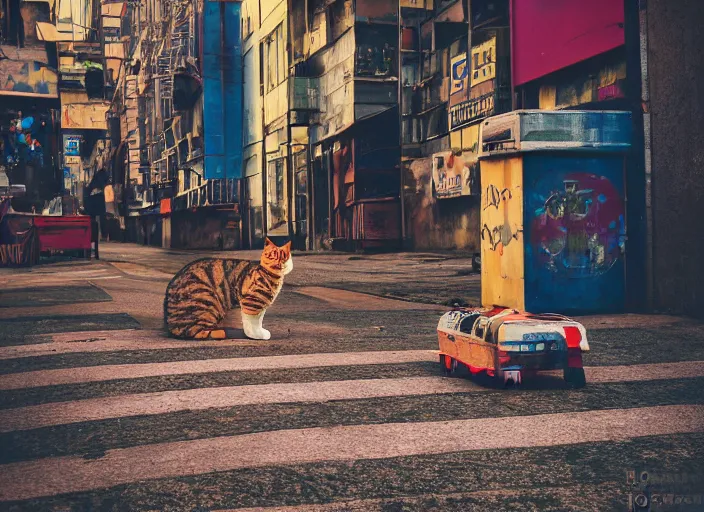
[64,136,81,157]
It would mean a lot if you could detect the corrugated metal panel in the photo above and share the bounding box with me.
[224,0,243,179]
[353,200,400,241]
[202,0,242,180]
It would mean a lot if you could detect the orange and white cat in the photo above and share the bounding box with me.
[164,239,293,340]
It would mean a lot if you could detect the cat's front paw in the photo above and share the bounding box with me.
[243,328,271,341]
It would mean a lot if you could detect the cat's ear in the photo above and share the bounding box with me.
[264,237,275,248]
[283,241,292,253]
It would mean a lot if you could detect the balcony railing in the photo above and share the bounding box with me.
[172,179,239,211]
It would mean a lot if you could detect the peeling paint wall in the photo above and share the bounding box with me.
[0,46,57,98]
[60,102,109,130]
[405,157,480,251]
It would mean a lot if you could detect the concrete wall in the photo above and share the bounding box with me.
[647,0,704,317]
[404,158,480,252]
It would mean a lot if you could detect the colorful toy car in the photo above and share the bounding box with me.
[437,306,589,387]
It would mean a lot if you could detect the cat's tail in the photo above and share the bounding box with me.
[167,325,229,340]
[192,329,228,340]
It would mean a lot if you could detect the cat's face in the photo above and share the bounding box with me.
[262,238,293,275]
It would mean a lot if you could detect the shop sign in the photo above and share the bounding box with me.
[64,135,81,156]
[432,151,474,199]
[449,93,494,131]
[450,53,468,101]
[64,155,81,164]
[471,38,496,87]
[448,36,497,130]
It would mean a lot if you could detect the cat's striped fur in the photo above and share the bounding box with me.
[164,238,292,340]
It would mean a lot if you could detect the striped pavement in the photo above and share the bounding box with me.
[1,260,704,511]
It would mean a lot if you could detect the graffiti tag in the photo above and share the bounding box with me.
[483,185,512,211]
[482,223,523,252]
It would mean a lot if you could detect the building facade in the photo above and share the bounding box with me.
[103,0,243,249]
[0,0,61,211]
[241,0,289,249]
[398,0,511,253]
[42,0,695,318]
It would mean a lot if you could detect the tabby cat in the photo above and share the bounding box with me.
[164,238,293,340]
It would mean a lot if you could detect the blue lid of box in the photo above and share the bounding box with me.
[480,110,632,156]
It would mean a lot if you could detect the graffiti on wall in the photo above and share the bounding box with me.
[531,173,625,277]
[0,60,58,97]
[483,184,511,211]
[481,183,522,254]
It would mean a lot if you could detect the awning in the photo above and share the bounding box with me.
[35,22,76,42]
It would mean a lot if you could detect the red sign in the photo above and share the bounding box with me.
[160,198,172,216]
[33,216,92,251]
[511,0,624,86]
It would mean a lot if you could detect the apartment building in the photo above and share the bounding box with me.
[0,0,61,211]
[103,0,243,248]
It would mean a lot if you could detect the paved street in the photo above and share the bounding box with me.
[1,243,704,511]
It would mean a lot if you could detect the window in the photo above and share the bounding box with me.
[355,25,397,78]
[267,157,287,233]
[474,318,487,339]
[459,314,479,334]
[265,24,285,93]
[274,159,284,203]
[259,43,265,96]
[242,1,252,40]
[1,0,24,46]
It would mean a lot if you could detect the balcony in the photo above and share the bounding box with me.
[289,77,320,111]
[172,179,239,211]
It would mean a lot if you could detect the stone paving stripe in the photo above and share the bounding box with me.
[215,500,391,512]
[0,377,475,432]
[0,277,123,302]
[0,331,261,360]
[3,378,702,464]
[0,362,438,410]
[0,350,438,390]
[1,404,702,502]
[2,353,704,392]
[294,287,441,311]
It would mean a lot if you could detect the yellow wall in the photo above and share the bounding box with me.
[404,157,481,251]
[480,156,525,309]
[538,60,627,110]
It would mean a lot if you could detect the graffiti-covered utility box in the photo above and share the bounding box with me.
[478,110,632,314]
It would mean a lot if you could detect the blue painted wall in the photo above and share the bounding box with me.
[523,154,627,314]
[202,0,243,180]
